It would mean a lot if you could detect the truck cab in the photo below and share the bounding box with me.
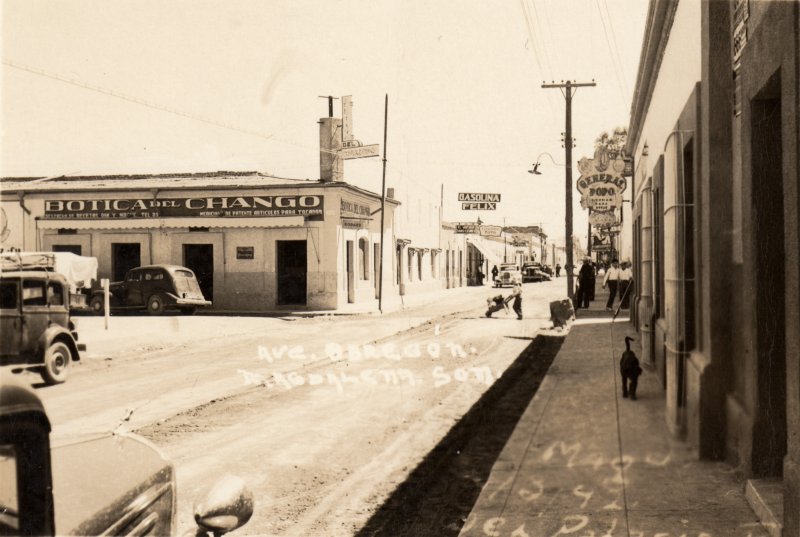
[0,379,254,536]
[0,255,84,385]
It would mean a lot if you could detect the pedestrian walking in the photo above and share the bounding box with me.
[575,257,594,309]
[587,261,596,301]
[603,259,621,310]
[618,261,633,309]
[555,263,561,277]
[491,265,499,283]
[506,280,523,319]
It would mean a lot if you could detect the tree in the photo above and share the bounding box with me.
[594,126,628,159]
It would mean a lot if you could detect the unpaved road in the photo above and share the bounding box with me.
[27,280,566,536]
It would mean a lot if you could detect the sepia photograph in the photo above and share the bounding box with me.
[1,1,798,536]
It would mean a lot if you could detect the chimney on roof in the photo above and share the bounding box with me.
[319,116,343,183]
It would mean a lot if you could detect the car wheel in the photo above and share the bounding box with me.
[41,341,72,385]
[89,295,105,315]
[147,294,165,316]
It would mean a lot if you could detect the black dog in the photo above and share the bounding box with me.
[620,336,643,400]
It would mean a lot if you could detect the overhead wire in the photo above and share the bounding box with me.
[593,0,629,108]
[601,0,631,98]
[518,0,559,124]
[3,59,280,142]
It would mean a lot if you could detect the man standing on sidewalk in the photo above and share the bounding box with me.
[575,257,594,309]
[618,260,633,310]
[603,259,621,311]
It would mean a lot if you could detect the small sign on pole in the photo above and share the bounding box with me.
[101,278,110,330]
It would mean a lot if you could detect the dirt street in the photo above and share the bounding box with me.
[31,280,566,536]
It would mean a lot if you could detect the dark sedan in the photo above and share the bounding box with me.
[89,265,211,316]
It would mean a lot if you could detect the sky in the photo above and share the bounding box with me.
[1,0,648,244]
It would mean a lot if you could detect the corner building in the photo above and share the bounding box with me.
[0,172,399,311]
[627,1,799,533]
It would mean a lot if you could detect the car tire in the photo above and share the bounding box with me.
[147,294,165,316]
[89,295,105,315]
[41,341,72,385]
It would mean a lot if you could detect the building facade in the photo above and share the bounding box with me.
[627,1,799,533]
[0,172,402,311]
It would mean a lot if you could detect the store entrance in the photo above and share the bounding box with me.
[183,244,214,301]
[112,243,141,281]
[751,80,786,477]
[277,240,307,306]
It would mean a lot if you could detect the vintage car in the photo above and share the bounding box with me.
[0,258,85,385]
[522,262,552,283]
[89,265,211,316]
[0,379,254,536]
[494,263,522,287]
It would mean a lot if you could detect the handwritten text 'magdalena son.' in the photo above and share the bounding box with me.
[238,365,503,393]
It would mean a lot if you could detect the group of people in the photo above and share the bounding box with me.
[575,257,633,311]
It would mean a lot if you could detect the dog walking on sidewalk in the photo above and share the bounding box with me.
[620,336,643,400]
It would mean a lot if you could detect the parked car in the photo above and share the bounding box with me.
[494,263,522,287]
[0,379,254,536]
[522,262,552,283]
[89,265,211,316]
[0,257,85,385]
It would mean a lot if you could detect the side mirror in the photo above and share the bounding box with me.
[193,475,254,536]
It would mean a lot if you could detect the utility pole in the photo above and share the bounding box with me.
[541,80,596,302]
[318,95,339,118]
[378,94,388,313]
[587,220,592,258]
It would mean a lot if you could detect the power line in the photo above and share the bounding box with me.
[601,0,630,97]
[518,0,558,122]
[3,58,354,160]
[2,58,281,142]
[527,0,555,80]
[593,0,629,106]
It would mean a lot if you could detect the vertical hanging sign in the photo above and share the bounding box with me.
[339,95,380,158]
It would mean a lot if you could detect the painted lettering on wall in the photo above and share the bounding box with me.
[43,195,325,219]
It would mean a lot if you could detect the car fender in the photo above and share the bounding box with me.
[163,291,181,302]
[38,326,81,363]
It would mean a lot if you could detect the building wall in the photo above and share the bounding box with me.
[4,184,399,311]
[628,1,800,533]
[730,3,799,533]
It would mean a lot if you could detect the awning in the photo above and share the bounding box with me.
[466,236,503,265]
[36,216,306,230]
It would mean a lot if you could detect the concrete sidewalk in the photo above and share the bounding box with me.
[459,286,768,537]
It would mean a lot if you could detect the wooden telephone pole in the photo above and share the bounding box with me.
[541,80,596,301]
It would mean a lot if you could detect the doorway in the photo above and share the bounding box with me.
[345,240,355,304]
[277,240,307,306]
[112,243,141,281]
[373,243,381,298]
[751,75,786,477]
[183,244,214,301]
